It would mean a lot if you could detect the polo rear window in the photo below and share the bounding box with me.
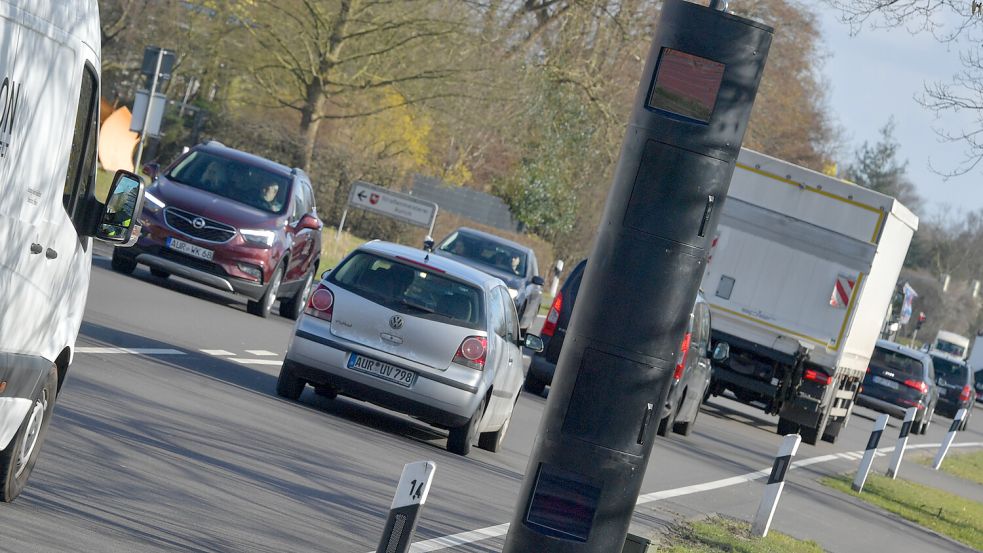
[331,252,484,329]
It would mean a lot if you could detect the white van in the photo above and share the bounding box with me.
[0,0,144,502]
[931,330,970,361]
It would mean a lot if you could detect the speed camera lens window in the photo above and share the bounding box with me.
[647,48,725,123]
[525,464,601,542]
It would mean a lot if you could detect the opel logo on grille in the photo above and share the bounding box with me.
[389,315,403,330]
[192,217,206,229]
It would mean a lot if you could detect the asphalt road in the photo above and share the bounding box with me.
[0,251,980,552]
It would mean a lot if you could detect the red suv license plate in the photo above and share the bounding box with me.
[167,237,214,261]
[347,354,415,387]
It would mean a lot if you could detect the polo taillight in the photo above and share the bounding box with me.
[803,369,831,386]
[904,379,929,394]
[453,336,487,370]
[304,283,334,321]
[673,333,691,381]
[541,292,563,337]
[960,385,972,402]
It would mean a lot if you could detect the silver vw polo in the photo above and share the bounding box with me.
[277,240,543,455]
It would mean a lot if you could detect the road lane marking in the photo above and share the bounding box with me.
[245,350,278,356]
[201,349,235,356]
[76,347,184,355]
[380,441,983,553]
[233,358,283,366]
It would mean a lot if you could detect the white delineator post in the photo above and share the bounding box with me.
[887,407,916,479]
[853,413,890,492]
[376,461,436,553]
[752,433,801,537]
[933,408,968,470]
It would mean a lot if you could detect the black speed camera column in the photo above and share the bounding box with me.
[502,1,773,552]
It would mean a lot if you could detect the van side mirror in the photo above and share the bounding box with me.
[712,342,730,362]
[523,334,545,353]
[532,276,545,286]
[95,170,145,245]
[142,162,160,180]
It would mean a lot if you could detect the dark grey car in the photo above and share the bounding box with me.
[434,228,544,332]
[929,352,975,431]
[857,340,938,434]
[524,258,722,438]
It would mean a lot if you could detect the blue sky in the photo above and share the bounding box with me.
[819,8,979,215]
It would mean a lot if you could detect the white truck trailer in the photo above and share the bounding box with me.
[703,148,918,445]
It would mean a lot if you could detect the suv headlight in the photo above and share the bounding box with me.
[143,191,166,214]
[240,228,276,247]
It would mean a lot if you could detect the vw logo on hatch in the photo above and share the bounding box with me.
[389,315,403,330]
[192,217,206,229]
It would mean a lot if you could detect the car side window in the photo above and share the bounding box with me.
[500,288,520,343]
[489,288,507,338]
[302,181,315,214]
[62,64,99,231]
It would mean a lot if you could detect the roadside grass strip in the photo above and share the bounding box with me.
[821,473,983,550]
[918,449,983,486]
[659,516,823,553]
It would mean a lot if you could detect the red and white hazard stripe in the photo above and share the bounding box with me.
[830,275,855,308]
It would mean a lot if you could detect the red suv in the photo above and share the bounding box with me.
[111,141,323,318]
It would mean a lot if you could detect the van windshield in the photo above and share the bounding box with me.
[935,339,966,358]
[166,151,291,214]
[330,252,485,329]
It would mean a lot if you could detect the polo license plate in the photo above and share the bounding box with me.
[347,354,415,388]
[167,237,214,261]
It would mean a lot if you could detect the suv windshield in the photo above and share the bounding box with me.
[931,355,969,384]
[438,232,527,277]
[166,151,291,214]
[331,252,484,329]
[871,347,924,379]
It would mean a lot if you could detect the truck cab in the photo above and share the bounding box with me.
[0,0,144,501]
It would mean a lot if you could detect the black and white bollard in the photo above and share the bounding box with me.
[932,408,968,470]
[853,413,889,492]
[752,433,801,537]
[886,407,916,479]
[376,461,436,553]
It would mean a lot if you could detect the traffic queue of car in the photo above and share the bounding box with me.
[113,140,975,459]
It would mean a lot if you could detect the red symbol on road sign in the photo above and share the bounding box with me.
[369,193,380,205]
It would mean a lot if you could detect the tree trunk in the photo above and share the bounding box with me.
[298,85,326,171]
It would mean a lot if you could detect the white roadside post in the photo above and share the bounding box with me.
[886,407,916,479]
[853,413,890,492]
[932,408,968,470]
[752,433,801,537]
[376,461,436,553]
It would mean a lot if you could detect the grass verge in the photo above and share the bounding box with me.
[918,449,983,486]
[659,516,823,553]
[317,228,365,277]
[821,473,983,550]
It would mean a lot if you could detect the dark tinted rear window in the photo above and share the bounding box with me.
[871,347,925,379]
[931,356,969,382]
[331,252,484,329]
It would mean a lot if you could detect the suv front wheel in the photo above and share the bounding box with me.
[248,265,283,318]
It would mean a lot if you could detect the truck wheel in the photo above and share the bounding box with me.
[523,373,546,396]
[0,366,57,502]
[821,420,842,444]
[279,270,314,320]
[777,417,799,436]
[448,397,485,456]
[800,418,828,446]
[110,249,137,274]
[247,265,283,318]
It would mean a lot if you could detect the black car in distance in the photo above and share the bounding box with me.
[434,228,544,333]
[929,352,975,431]
[856,340,938,434]
[525,259,726,438]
